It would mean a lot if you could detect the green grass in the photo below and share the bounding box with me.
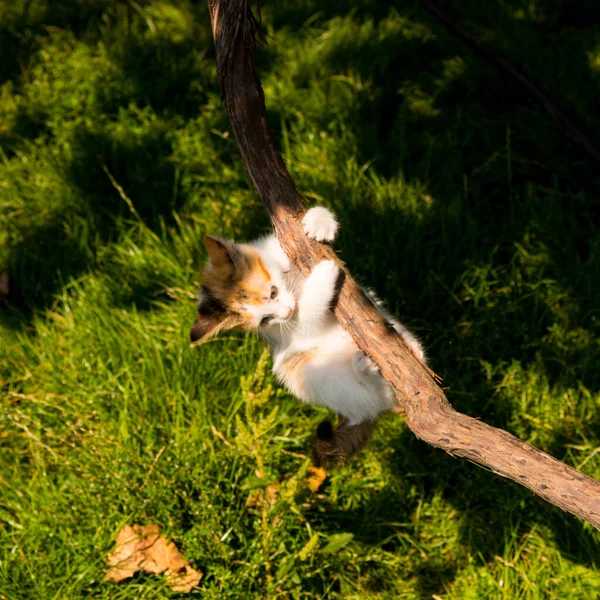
[1,0,600,597]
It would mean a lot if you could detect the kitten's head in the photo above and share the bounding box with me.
[190,236,296,343]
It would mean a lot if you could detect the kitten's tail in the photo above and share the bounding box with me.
[313,417,376,466]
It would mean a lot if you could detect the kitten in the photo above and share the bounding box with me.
[190,207,426,464]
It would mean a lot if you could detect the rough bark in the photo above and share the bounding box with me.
[207,0,600,530]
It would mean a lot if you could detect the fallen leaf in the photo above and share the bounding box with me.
[168,564,204,593]
[140,535,175,574]
[306,466,327,493]
[106,524,202,593]
[106,524,157,582]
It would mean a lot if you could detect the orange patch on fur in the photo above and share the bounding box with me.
[237,248,271,304]
[201,245,272,328]
[276,349,319,398]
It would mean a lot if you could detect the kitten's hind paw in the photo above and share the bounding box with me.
[352,352,381,378]
[302,207,338,242]
[313,420,348,467]
[313,417,376,467]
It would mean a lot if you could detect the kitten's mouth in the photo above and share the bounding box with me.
[260,307,294,328]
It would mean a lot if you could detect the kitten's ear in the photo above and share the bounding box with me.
[190,297,238,343]
[203,235,243,270]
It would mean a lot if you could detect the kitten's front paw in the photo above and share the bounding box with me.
[302,207,338,242]
[309,260,339,285]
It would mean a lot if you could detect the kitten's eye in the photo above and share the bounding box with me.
[270,285,278,299]
[260,316,272,327]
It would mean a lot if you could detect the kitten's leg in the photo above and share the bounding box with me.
[351,351,397,409]
[296,259,339,335]
[302,207,338,242]
[352,351,381,380]
[314,417,376,466]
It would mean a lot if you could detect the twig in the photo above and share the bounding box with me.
[211,424,233,447]
[97,155,144,223]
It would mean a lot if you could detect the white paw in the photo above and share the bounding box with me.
[302,207,338,242]
[352,352,381,376]
[309,259,339,285]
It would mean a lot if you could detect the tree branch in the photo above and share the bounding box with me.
[207,0,600,530]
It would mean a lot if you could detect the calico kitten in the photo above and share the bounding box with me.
[190,207,426,464]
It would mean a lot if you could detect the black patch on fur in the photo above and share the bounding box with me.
[316,419,334,441]
[199,285,225,311]
[326,268,343,310]
[190,288,230,342]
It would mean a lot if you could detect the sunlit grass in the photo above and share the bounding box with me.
[1,0,599,598]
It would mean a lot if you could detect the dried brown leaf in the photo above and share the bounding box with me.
[105,524,202,593]
[106,524,157,582]
[168,564,204,593]
[140,536,173,574]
